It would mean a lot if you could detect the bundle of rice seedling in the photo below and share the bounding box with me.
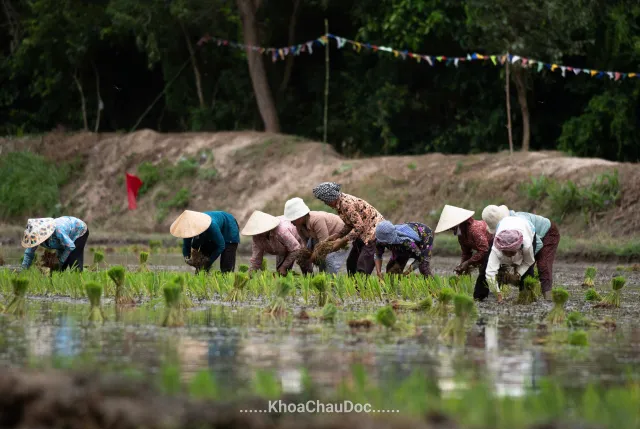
[310,274,331,307]
[238,264,249,273]
[223,273,249,302]
[375,306,396,329]
[313,240,348,264]
[545,288,569,324]
[138,252,150,272]
[566,311,598,329]
[189,248,210,272]
[430,287,454,317]
[348,319,373,329]
[40,250,59,273]
[260,258,268,271]
[5,278,29,317]
[267,279,293,316]
[497,267,520,286]
[386,263,404,275]
[582,267,597,288]
[108,266,135,305]
[439,294,475,345]
[92,251,105,270]
[584,288,602,302]
[171,275,193,309]
[568,330,588,347]
[595,276,626,308]
[321,303,337,322]
[296,248,313,266]
[161,283,184,327]
[391,296,432,312]
[85,282,106,324]
[516,277,539,305]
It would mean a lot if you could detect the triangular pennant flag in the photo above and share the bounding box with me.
[490,55,497,66]
[454,58,459,67]
[353,42,361,52]
[499,55,506,65]
[590,70,597,76]
[560,66,566,77]
[471,53,478,60]
[522,58,529,66]
[306,42,313,54]
[379,46,392,52]
[615,72,621,81]
[400,51,407,60]
[467,54,472,60]
[607,72,614,80]
[415,55,421,63]
[318,36,327,45]
[551,64,559,71]
[425,56,433,66]
[537,62,544,72]
[573,68,581,75]
[596,72,604,78]
[125,173,143,210]
[629,73,637,78]
[446,58,453,66]
[511,55,521,64]
[436,56,444,62]
[272,51,278,62]
[477,54,485,60]
[336,37,346,49]
[393,50,399,58]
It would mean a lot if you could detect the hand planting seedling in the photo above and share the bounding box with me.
[584,288,602,302]
[321,302,337,322]
[224,273,249,302]
[545,288,569,324]
[375,306,396,329]
[161,282,184,327]
[267,278,293,316]
[430,287,454,317]
[596,276,626,308]
[439,294,476,345]
[85,282,106,324]
[5,277,29,317]
[516,277,540,305]
[40,250,59,275]
[582,267,597,288]
[312,240,348,264]
[296,248,313,268]
[138,252,150,272]
[391,296,432,312]
[189,249,209,273]
[108,266,135,305]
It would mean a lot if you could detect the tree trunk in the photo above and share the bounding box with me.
[236,0,280,132]
[93,62,102,133]
[505,59,513,155]
[179,20,205,109]
[73,70,89,131]
[278,0,300,93]
[512,66,530,151]
[1,0,21,54]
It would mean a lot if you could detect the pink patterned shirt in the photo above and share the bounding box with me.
[250,217,304,270]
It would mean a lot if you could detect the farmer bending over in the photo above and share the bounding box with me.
[242,211,308,275]
[19,216,89,272]
[283,197,348,274]
[374,220,434,279]
[170,210,240,273]
[312,182,384,275]
[482,205,560,300]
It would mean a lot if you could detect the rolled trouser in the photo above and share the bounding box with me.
[535,222,560,293]
[60,230,89,272]
[346,239,376,275]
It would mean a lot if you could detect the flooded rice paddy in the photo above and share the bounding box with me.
[0,253,639,401]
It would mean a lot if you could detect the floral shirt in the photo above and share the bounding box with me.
[335,193,384,244]
[375,222,433,262]
[22,217,88,269]
[250,217,304,270]
[458,219,491,266]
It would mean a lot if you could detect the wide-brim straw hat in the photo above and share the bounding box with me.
[241,211,280,236]
[169,210,212,238]
[482,205,510,235]
[283,197,310,221]
[21,218,56,248]
[434,205,475,233]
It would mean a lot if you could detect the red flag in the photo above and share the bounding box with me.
[126,173,143,210]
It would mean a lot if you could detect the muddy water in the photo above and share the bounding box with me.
[0,256,638,398]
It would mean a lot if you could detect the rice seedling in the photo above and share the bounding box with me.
[189,249,210,273]
[439,294,476,345]
[161,282,184,327]
[296,248,313,268]
[313,240,348,264]
[40,250,59,275]
[138,252,150,272]
[238,264,249,273]
[375,306,396,329]
[223,273,249,302]
[516,277,539,305]
[85,282,106,324]
[5,277,29,317]
[171,275,193,309]
[260,258,268,271]
[430,287,454,317]
[545,288,569,325]
[321,303,337,322]
[108,266,135,305]
[596,276,626,308]
[267,278,293,316]
[310,274,333,307]
[582,267,597,288]
[566,311,598,329]
[91,250,105,270]
[568,330,589,347]
[584,288,602,302]
[391,296,432,312]
[348,319,373,329]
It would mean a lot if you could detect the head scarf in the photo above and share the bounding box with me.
[494,230,523,252]
[376,221,420,245]
[313,182,342,204]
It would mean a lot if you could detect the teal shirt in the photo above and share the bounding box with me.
[182,211,240,264]
[510,210,551,255]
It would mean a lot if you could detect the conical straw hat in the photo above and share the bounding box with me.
[434,205,475,233]
[169,210,212,238]
[241,211,280,236]
[21,218,56,248]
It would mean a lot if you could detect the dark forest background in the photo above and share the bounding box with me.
[1,0,639,161]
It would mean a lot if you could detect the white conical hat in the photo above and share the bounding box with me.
[241,211,280,236]
[21,218,56,248]
[434,205,475,233]
[169,210,212,238]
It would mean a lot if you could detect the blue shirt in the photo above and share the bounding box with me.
[510,210,551,255]
[182,211,240,264]
[22,217,88,269]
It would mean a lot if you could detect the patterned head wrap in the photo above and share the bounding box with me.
[494,229,523,252]
[313,182,342,204]
[376,221,420,245]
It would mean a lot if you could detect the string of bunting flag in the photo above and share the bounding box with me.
[196,33,639,81]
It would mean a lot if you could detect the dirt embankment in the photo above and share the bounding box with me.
[1,130,639,239]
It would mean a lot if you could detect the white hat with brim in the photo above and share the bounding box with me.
[21,218,56,248]
[482,205,510,235]
[283,197,310,221]
[241,211,280,236]
[169,210,212,238]
[434,205,475,233]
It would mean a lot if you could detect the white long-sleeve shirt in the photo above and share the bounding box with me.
[486,216,535,292]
